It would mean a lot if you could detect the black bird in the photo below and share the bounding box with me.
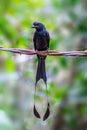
[32,22,50,120]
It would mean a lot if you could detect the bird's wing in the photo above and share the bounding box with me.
[45,31,50,49]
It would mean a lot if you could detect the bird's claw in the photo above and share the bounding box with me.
[35,50,38,54]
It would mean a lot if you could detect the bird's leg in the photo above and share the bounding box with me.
[46,49,49,53]
[35,50,38,53]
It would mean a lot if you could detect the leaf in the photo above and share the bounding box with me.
[43,102,50,121]
[33,105,40,119]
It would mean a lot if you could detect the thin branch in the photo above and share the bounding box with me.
[0,46,87,57]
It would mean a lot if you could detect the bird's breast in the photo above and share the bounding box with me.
[36,35,48,51]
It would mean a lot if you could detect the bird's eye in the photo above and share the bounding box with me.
[37,23,40,26]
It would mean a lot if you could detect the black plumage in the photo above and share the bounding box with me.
[32,22,50,120]
[32,22,50,84]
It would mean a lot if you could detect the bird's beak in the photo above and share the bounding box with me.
[32,25,35,28]
[31,25,39,28]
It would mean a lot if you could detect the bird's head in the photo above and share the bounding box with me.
[32,22,46,31]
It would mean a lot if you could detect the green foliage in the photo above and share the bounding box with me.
[0,0,87,129]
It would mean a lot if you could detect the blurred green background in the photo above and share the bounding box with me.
[0,0,87,130]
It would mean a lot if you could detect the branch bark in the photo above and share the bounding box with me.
[0,47,87,57]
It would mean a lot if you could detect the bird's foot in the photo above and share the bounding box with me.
[35,50,38,54]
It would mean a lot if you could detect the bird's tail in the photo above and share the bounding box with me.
[36,56,47,85]
[33,56,50,120]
